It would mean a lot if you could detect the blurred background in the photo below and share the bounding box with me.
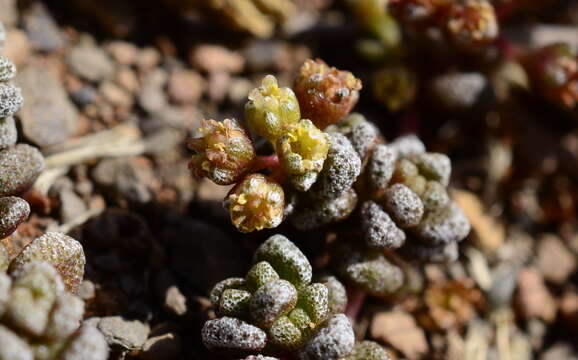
[1,0,578,359]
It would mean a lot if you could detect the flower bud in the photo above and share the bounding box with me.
[245,75,301,141]
[277,119,330,191]
[525,43,578,108]
[372,66,418,111]
[294,59,362,129]
[188,119,256,185]
[445,0,498,50]
[225,174,285,233]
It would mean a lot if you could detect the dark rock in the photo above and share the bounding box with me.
[163,219,247,292]
[70,85,97,106]
[82,209,151,256]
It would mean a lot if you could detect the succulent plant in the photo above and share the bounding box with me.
[0,36,106,359]
[358,130,470,250]
[0,261,108,360]
[305,114,471,298]
[189,60,361,233]
[202,234,355,359]
[9,232,86,294]
[333,241,405,298]
[0,40,44,251]
[188,61,470,251]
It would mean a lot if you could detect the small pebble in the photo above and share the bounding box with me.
[97,316,150,350]
[67,43,114,82]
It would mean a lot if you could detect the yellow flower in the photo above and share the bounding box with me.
[245,75,301,141]
[187,119,255,185]
[277,120,330,191]
[226,174,285,233]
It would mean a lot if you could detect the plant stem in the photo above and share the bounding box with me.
[252,154,280,172]
[345,286,367,323]
[253,155,286,184]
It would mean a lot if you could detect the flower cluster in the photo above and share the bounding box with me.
[188,61,362,233]
[202,234,355,359]
[187,61,471,266]
[524,43,578,109]
[389,0,499,52]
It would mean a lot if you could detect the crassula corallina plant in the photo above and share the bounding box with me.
[0,261,108,360]
[188,60,361,233]
[202,234,355,359]
[322,114,470,299]
[1,32,45,257]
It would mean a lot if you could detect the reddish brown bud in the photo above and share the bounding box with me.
[294,59,362,130]
[444,0,498,50]
[525,43,578,109]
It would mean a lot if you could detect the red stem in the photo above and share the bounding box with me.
[252,155,280,172]
[252,155,286,184]
[345,286,367,323]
